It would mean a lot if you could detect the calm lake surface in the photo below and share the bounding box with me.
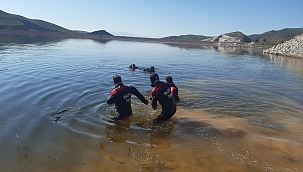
[0,38,303,172]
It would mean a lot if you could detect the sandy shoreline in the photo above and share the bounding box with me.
[2,108,303,172]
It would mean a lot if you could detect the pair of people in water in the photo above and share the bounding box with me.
[129,64,155,73]
[129,64,179,101]
[107,68,179,123]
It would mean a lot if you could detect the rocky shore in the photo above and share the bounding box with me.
[263,34,303,58]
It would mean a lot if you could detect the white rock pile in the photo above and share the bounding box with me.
[263,34,303,58]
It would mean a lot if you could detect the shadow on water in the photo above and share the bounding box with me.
[105,119,175,148]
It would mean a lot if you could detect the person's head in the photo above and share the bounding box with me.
[149,66,155,73]
[166,76,173,83]
[150,72,159,87]
[113,75,122,84]
[130,64,136,70]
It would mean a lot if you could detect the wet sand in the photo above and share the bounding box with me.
[2,107,302,172]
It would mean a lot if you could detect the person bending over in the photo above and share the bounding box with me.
[165,76,180,101]
[107,75,148,121]
[150,73,176,123]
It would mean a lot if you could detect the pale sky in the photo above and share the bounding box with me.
[1,0,302,38]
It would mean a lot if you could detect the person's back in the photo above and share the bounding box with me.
[150,73,176,122]
[107,75,148,120]
[107,84,133,117]
[152,81,176,113]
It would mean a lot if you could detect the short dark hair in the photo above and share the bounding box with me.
[113,75,122,83]
[149,66,155,73]
[166,76,173,83]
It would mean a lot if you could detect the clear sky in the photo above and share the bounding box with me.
[1,0,302,38]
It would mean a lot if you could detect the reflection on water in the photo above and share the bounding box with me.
[268,54,303,74]
[0,34,112,45]
[165,43,263,56]
[0,38,303,171]
[0,34,63,44]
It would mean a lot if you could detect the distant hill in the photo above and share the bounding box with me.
[0,10,73,33]
[162,29,303,45]
[249,28,303,43]
[89,30,113,36]
[203,31,251,43]
[225,31,251,42]
[161,34,210,41]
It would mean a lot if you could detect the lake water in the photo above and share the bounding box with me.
[0,38,303,172]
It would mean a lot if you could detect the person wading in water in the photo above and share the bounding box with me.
[107,75,149,121]
[150,73,176,123]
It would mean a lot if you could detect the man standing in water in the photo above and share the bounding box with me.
[107,75,149,121]
[150,73,176,123]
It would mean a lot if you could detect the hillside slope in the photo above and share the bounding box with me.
[0,10,72,33]
[89,30,113,36]
[249,28,303,43]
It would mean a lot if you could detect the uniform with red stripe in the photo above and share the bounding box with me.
[151,75,176,122]
[107,82,148,120]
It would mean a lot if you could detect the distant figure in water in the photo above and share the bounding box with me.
[129,64,138,71]
[165,76,180,101]
[107,75,149,121]
[129,64,155,73]
[150,73,176,123]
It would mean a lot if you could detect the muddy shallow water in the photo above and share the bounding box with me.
[0,39,303,171]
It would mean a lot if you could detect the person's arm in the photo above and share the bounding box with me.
[151,97,157,110]
[107,90,116,104]
[130,86,148,105]
[151,88,158,110]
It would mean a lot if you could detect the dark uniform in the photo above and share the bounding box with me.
[107,82,148,120]
[166,76,180,101]
[150,73,176,122]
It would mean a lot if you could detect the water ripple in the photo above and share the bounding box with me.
[1,40,303,171]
